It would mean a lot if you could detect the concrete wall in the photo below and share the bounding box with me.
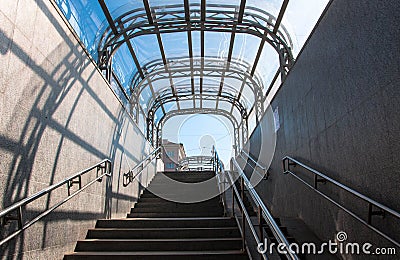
[0,0,157,258]
[248,0,400,258]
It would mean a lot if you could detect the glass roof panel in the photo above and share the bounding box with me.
[203,100,217,109]
[151,78,173,94]
[190,0,241,5]
[56,0,106,59]
[246,0,283,19]
[112,44,137,90]
[179,100,195,110]
[154,109,164,124]
[161,32,190,60]
[282,0,330,56]
[192,31,201,57]
[140,87,152,112]
[231,33,261,69]
[130,35,162,68]
[232,107,242,122]
[255,43,279,92]
[205,32,231,60]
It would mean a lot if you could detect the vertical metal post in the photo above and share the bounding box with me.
[368,203,373,225]
[258,205,263,260]
[241,177,245,251]
[314,175,318,189]
[232,186,235,217]
[17,207,23,229]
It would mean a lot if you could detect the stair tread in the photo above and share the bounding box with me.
[98,217,232,221]
[88,227,237,231]
[66,250,247,256]
[78,238,241,242]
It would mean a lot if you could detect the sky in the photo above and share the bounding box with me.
[163,114,235,168]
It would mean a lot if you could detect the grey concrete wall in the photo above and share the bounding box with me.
[247,0,400,258]
[0,0,157,259]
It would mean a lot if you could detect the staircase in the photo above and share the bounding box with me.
[64,171,249,259]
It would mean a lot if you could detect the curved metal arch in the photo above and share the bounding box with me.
[155,108,244,155]
[149,91,248,120]
[131,57,264,98]
[97,3,294,76]
[99,4,292,49]
[145,90,248,146]
[130,57,265,121]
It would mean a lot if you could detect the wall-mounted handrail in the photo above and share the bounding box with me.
[283,156,400,248]
[232,158,299,260]
[238,150,269,179]
[0,159,112,247]
[123,147,161,187]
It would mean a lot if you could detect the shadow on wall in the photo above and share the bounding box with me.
[0,0,143,258]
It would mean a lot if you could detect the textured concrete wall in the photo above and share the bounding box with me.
[248,0,400,258]
[0,0,156,259]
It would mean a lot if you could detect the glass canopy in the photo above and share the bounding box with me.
[55,0,330,148]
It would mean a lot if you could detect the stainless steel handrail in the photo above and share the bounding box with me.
[0,159,112,247]
[232,158,299,260]
[238,150,269,179]
[212,148,228,216]
[283,156,400,248]
[123,147,161,187]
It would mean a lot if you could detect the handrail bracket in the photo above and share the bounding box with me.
[67,176,82,196]
[368,203,386,224]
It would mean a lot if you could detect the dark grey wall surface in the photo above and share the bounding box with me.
[0,0,157,259]
[248,0,400,258]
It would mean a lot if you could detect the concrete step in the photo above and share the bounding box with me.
[151,175,215,179]
[131,206,223,213]
[64,250,249,260]
[160,171,215,175]
[95,217,237,229]
[74,238,243,252]
[127,211,223,218]
[139,192,219,199]
[134,200,220,208]
[86,227,240,239]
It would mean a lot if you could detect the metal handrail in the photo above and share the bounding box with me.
[0,159,112,247]
[123,147,161,187]
[238,150,269,179]
[212,148,228,216]
[226,167,263,258]
[283,156,400,248]
[232,158,299,260]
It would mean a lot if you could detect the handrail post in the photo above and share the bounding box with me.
[258,205,264,260]
[241,176,246,251]
[17,206,23,230]
[232,185,235,218]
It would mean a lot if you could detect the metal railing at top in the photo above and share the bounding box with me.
[178,156,214,171]
[237,150,269,179]
[0,159,112,247]
[283,156,400,248]
[213,147,299,260]
[123,147,161,187]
